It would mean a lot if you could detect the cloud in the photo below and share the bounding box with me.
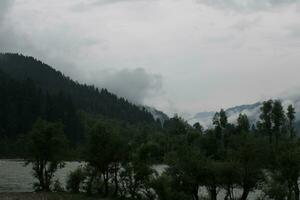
[0,0,14,25]
[0,0,165,108]
[0,0,13,21]
[197,0,300,11]
[0,0,21,53]
[70,0,148,12]
[88,68,163,104]
[2,0,300,116]
[231,17,262,31]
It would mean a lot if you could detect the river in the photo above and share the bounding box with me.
[0,160,262,199]
[0,160,82,192]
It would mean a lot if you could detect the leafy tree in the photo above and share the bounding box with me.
[26,119,67,191]
[219,109,228,129]
[151,174,179,200]
[234,136,265,200]
[272,141,300,200]
[165,115,188,136]
[237,113,250,133]
[193,122,203,135]
[287,105,296,139]
[271,100,285,144]
[203,160,222,200]
[219,160,239,200]
[259,100,273,143]
[66,167,86,193]
[165,146,206,200]
[85,122,124,196]
[119,161,156,200]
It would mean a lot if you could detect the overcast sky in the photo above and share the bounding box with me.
[1,0,300,116]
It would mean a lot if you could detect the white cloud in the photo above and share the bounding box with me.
[87,68,163,104]
[198,0,300,11]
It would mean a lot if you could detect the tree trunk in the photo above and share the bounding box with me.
[103,171,109,196]
[113,163,119,196]
[240,189,249,200]
[208,186,217,200]
[294,180,300,200]
[224,186,233,200]
[39,161,45,191]
[287,181,293,200]
[224,186,234,200]
[192,186,199,200]
[224,190,229,200]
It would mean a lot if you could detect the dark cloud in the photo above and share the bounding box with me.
[198,0,299,11]
[90,68,163,104]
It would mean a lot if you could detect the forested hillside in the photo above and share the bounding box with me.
[0,70,84,155]
[0,53,156,125]
[0,53,163,158]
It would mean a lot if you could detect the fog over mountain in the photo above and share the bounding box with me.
[1,0,300,115]
[190,90,300,128]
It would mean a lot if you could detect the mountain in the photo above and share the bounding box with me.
[0,69,84,154]
[0,53,157,125]
[191,100,300,133]
[189,102,262,128]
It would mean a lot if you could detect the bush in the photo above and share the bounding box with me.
[53,179,65,192]
[66,167,86,193]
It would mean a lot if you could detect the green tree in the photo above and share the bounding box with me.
[259,100,273,143]
[85,122,124,196]
[272,142,300,200]
[219,160,239,200]
[271,100,285,144]
[119,160,156,200]
[203,160,222,200]
[26,119,67,191]
[66,167,86,193]
[213,109,228,129]
[193,122,203,135]
[287,105,296,139]
[237,113,250,133]
[235,137,264,200]
[166,145,206,200]
[213,109,229,150]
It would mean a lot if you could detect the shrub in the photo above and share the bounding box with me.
[66,167,86,193]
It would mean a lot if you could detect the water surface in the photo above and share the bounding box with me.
[0,160,82,192]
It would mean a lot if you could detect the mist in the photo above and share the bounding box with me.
[1,0,300,116]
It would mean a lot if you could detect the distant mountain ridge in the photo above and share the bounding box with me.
[189,102,263,128]
[191,100,300,133]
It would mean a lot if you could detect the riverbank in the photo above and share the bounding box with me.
[0,193,111,200]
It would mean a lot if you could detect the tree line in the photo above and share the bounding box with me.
[23,99,300,200]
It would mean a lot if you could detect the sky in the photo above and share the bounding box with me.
[1,0,300,116]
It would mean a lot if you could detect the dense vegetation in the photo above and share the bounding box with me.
[1,54,300,200]
[0,53,161,157]
[0,70,82,156]
[0,53,156,125]
[24,99,300,200]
